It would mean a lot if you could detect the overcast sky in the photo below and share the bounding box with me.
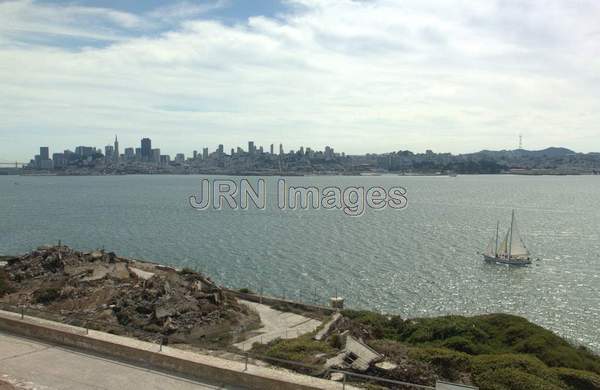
[1,0,599,161]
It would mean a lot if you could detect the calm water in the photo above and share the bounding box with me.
[1,175,599,350]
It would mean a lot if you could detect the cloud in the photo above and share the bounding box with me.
[1,0,599,160]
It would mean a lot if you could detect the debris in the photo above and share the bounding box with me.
[325,331,384,372]
[128,267,155,281]
[0,245,249,345]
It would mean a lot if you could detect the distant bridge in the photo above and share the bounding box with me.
[0,161,26,168]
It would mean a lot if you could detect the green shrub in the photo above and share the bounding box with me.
[252,334,336,368]
[328,333,343,349]
[238,288,254,294]
[408,347,472,381]
[33,287,61,304]
[473,367,564,390]
[554,367,600,390]
[471,354,559,382]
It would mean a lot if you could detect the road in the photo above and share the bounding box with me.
[0,332,244,390]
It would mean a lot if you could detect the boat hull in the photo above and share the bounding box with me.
[483,254,531,266]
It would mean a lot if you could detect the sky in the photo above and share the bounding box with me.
[0,0,599,161]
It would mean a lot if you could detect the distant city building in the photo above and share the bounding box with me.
[160,155,170,165]
[105,145,114,160]
[40,147,49,160]
[52,153,66,168]
[135,148,141,160]
[141,138,152,162]
[75,146,95,157]
[270,144,274,155]
[175,153,185,163]
[114,135,119,162]
[248,141,255,155]
[279,144,284,156]
[40,159,54,169]
[125,147,134,160]
[202,148,209,160]
[151,148,160,164]
[193,150,198,159]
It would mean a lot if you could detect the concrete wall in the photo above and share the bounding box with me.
[0,310,349,390]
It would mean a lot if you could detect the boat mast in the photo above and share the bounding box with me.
[508,210,514,260]
[495,221,499,257]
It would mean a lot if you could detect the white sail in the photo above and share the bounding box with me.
[497,229,510,256]
[508,217,529,257]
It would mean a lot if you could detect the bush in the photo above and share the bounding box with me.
[408,347,472,381]
[473,367,564,390]
[471,354,559,382]
[238,288,254,294]
[251,333,336,371]
[0,269,13,297]
[329,333,343,349]
[32,287,61,304]
[554,367,600,390]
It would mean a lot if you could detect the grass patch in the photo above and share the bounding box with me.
[250,333,337,374]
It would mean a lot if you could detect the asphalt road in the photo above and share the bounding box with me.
[0,332,244,390]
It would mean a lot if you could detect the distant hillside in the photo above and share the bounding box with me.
[474,147,576,158]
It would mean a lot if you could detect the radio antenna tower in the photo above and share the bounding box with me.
[518,134,523,149]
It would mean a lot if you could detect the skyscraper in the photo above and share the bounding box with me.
[270,144,274,155]
[248,141,255,155]
[141,138,151,162]
[40,147,49,160]
[114,135,119,162]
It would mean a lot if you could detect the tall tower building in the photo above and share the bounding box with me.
[114,135,119,162]
[141,138,152,162]
[40,147,49,160]
[270,144,274,155]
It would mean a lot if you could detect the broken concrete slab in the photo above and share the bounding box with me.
[325,331,383,372]
[128,267,155,281]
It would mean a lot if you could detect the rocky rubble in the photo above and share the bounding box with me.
[0,245,256,344]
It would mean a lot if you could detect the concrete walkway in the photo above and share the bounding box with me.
[234,300,322,352]
[0,332,243,390]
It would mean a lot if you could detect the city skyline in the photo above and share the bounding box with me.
[1,0,600,161]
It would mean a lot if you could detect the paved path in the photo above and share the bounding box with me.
[234,300,322,351]
[0,332,243,390]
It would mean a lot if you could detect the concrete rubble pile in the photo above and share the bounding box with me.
[0,245,251,343]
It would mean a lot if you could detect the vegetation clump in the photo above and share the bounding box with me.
[342,310,600,390]
[0,269,13,297]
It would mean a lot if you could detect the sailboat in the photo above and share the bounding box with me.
[482,210,532,266]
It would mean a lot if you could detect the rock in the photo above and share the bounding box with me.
[90,251,103,260]
[129,267,155,281]
[375,361,398,370]
[330,372,345,381]
[155,305,177,319]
